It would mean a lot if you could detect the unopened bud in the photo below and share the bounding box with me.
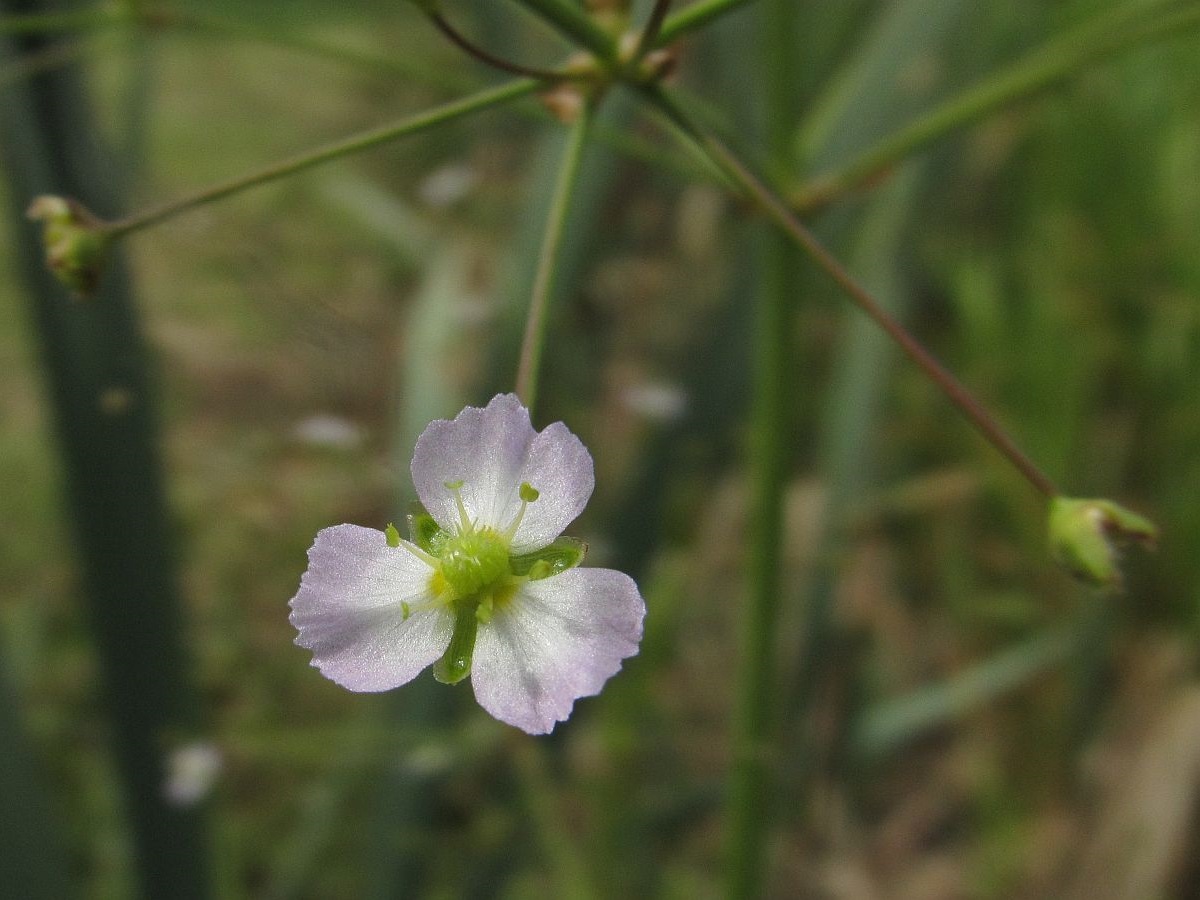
[1048,497,1158,588]
[26,195,110,297]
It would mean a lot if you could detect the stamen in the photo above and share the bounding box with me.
[444,479,473,532]
[398,539,439,568]
[398,591,443,620]
[504,481,540,540]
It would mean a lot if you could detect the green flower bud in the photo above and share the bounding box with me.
[26,195,111,297]
[1048,497,1158,588]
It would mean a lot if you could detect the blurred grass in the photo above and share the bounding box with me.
[1,0,1199,897]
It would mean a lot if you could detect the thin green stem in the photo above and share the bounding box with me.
[637,85,1060,499]
[507,0,617,62]
[657,0,757,46]
[793,0,1200,210]
[854,626,1079,759]
[157,7,443,84]
[147,7,708,185]
[514,100,596,412]
[105,79,539,237]
[512,739,598,899]
[0,7,119,35]
[429,11,572,81]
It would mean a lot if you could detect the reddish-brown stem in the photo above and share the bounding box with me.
[643,86,1060,499]
[430,13,568,82]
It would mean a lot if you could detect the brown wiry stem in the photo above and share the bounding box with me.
[642,86,1060,499]
[429,12,571,82]
[633,0,674,59]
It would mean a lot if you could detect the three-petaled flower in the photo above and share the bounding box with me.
[289,393,646,734]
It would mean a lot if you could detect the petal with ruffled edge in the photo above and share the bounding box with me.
[470,568,645,734]
[289,524,452,691]
[411,394,594,554]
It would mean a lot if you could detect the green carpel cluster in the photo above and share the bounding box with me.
[399,490,588,685]
[439,527,511,599]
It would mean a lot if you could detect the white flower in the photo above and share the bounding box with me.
[289,393,646,734]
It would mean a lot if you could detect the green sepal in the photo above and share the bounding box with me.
[433,602,478,684]
[1048,496,1158,587]
[407,501,448,555]
[510,536,588,580]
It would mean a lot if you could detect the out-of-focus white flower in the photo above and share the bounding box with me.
[292,414,365,450]
[620,381,688,422]
[289,394,645,734]
[163,742,222,806]
[417,163,478,210]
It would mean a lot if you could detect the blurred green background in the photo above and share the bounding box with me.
[2,0,1200,897]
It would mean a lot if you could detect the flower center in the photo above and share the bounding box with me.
[432,478,541,603]
[438,527,510,598]
[428,478,540,685]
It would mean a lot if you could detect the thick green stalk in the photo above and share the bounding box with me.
[106,78,537,236]
[507,0,616,61]
[724,193,789,900]
[514,100,596,412]
[794,0,1200,209]
[0,6,208,896]
[657,0,757,45]
[725,3,795,896]
[0,670,74,898]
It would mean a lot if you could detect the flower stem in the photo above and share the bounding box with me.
[638,84,1060,498]
[793,0,1200,210]
[725,2,795,894]
[656,0,757,46]
[514,100,596,413]
[104,78,539,238]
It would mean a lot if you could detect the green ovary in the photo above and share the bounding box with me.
[437,527,511,600]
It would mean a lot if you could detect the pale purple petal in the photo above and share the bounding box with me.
[470,568,645,734]
[509,421,594,554]
[410,394,594,553]
[289,524,452,691]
